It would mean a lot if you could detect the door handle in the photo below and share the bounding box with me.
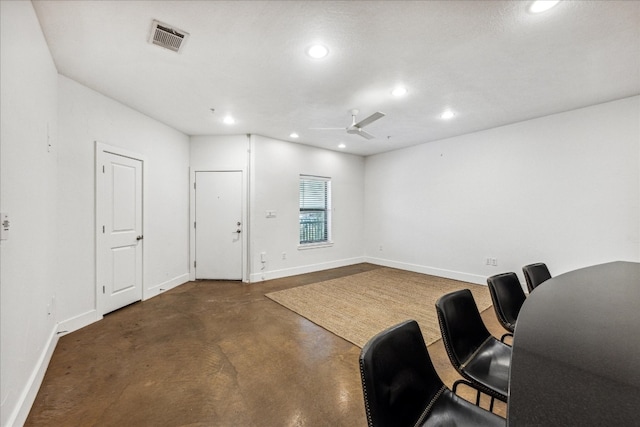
[235,229,241,234]
[136,235,144,241]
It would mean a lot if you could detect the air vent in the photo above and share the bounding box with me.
[149,20,189,53]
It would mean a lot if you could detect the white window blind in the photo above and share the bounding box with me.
[299,175,331,245]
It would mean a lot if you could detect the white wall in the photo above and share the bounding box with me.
[365,96,640,285]
[250,135,365,281]
[0,2,60,425]
[57,75,191,331]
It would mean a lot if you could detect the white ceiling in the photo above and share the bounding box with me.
[32,0,640,156]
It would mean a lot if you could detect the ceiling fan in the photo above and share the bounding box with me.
[312,109,386,140]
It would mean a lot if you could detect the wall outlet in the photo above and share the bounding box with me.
[485,257,498,266]
[260,252,266,263]
[281,252,287,260]
[1,212,9,240]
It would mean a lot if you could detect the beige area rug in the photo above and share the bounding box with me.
[266,267,493,348]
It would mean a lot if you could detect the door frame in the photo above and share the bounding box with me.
[189,168,248,282]
[95,142,147,317]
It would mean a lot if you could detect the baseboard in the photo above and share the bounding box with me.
[8,324,59,427]
[57,309,100,336]
[249,257,366,283]
[365,257,487,285]
[144,273,189,299]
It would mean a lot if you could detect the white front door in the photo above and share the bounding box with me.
[195,171,243,280]
[97,149,143,314]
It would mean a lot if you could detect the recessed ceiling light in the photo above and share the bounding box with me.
[440,110,455,120]
[306,44,329,59]
[529,0,561,14]
[223,115,235,125]
[391,87,408,97]
[290,133,299,138]
[338,143,346,149]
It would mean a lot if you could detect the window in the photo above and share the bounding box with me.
[299,175,331,245]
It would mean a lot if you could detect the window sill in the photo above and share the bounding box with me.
[298,242,334,250]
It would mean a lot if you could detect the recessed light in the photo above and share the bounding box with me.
[529,0,560,14]
[338,143,346,149]
[223,115,235,125]
[391,87,408,97]
[440,110,455,120]
[290,133,299,138]
[306,44,329,59]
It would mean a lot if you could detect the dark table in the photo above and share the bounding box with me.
[508,261,640,426]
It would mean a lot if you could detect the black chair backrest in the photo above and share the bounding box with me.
[359,320,442,427]
[436,289,492,369]
[487,272,526,332]
[522,263,552,293]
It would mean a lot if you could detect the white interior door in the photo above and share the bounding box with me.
[195,171,243,280]
[97,150,143,314]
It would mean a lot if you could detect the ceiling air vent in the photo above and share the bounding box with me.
[149,20,189,53]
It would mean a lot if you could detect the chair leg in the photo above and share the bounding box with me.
[500,332,513,343]
[453,379,499,414]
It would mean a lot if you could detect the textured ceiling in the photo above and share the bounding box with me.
[32,0,640,156]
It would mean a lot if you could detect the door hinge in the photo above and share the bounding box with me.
[194,260,197,268]
[194,221,196,229]
[102,225,105,233]
[102,285,105,294]
[193,182,196,190]
[102,165,105,173]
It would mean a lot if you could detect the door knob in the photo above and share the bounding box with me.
[136,235,144,241]
[235,229,241,234]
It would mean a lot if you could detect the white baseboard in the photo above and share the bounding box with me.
[249,257,366,283]
[8,324,59,427]
[365,257,487,285]
[144,273,189,299]
[57,309,100,336]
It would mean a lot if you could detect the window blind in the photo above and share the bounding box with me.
[299,175,330,244]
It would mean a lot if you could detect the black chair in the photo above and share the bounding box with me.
[522,262,552,293]
[487,272,526,342]
[435,289,511,412]
[359,320,505,427]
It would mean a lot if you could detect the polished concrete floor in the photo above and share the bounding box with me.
[26,263,506,426]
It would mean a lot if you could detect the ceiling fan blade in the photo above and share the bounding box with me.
[353,111,385,129]
[347,128,375,140]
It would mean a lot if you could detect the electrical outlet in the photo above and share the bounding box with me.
[282,252,287,260]
[485,257,491,265]
[491,258,498,266]
[1,212,9,240]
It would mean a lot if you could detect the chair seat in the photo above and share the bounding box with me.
[421,388,505,427]
[462,338,511,399]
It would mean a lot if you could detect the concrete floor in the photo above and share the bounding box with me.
[26,263,506,426]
